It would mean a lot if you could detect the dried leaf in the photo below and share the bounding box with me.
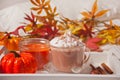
[72,27,82,35]
[92,0,98,16]
[115,27,120,31]
[54,7,57,13]
[37,9,42,14]
[57,25,66,30]
[78,24,94,38]
[81,12,91,18]
[97,29,117,44]
[35,0,40,4]
[55,13,59,16]
[36,16,47,23]
[9,26,25,36]
[110,20,113,26]
[31,12,35,20]
[24,12,37,27]
[25,25,32,31]
[30,0,39,6]
[47,5,52,12]
[31,7,40,11]
[85,38,102,51]
[25,14,33,22]
[107,36,115,44]
[100,39,107,44]
[41,0,45,3]
[30,25,58,40]
[95,10,108,18]
[44,0,50,6]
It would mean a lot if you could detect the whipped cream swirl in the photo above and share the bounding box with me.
[50,31,84,48]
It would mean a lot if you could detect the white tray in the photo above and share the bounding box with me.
[0,46,120,80]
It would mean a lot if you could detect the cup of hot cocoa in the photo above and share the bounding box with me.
[50,31,90,73]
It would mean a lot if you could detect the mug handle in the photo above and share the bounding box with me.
[71,47,90,73]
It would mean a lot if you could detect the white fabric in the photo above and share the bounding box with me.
[0,0,28,10]
[0,0,120,32]
[0,2,31,32]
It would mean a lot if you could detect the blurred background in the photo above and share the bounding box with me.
[0,0,120,32]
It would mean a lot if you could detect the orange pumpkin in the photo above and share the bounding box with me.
[0,51,37,73]
[0,63,3,73]
[4,36,21,51]
[0,32,5,45]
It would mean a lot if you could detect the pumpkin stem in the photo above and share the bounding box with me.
[10,51,21,57]
[5,32,11,39]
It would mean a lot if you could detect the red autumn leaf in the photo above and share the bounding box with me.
[30,24,58,40]
[9,26,25,36]
[85,38,103,51]
[24,12,36,24]
[0,26,25,41]
[78,24,94,38]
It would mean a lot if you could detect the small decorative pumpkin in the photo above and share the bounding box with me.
[0,32,5,45]
[4,36,21,51]
[0,64,3,73]
[0,51,37,73]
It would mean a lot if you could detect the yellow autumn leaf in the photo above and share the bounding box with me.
[99,38,107,45]
[25,25,32,32]
[91,0,98,16]
[68,24,75,31]
[72,27,82,35]
[95,10,108,18]
[107,36,115,44]
[114,25,120,30]
[37,24,43,28]
[81,12,91,19]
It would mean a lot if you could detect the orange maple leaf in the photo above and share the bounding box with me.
[30,0,50,14]
[80,0,108,19]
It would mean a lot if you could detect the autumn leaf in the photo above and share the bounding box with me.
[31,7,40,11]
[81,12,91,19]
[80,0,108,19]
[77,24,94,39]
[97,29,119,44]
[110,20,113,26]
[30,0,39,6]
[30,0,51,14]
[95,10,108,18]
[24,12,36,24]
[44,0,50,7]
[80,0,98,19]
[24,24,33,32]
[85,37,103,51]
[91,0,98,16]
[30,24,59,40]
[45,6,59,21]
[36,0,40,4]
[9,26,25,36]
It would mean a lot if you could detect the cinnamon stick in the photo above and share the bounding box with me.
[101,63,113,74]
[96,66,106,74]
[90,64,101,74]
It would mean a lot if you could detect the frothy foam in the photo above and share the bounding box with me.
[50,31,84,48]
